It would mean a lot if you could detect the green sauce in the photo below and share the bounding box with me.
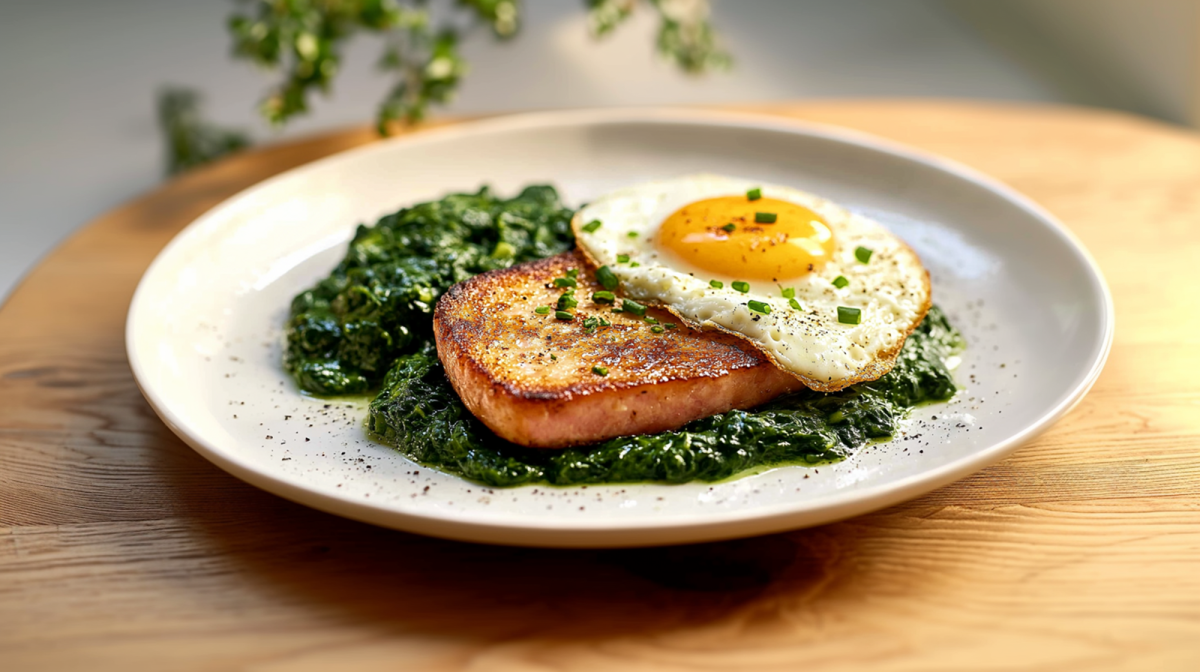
[286,185,964,488]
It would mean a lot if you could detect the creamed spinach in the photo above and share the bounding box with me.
[285,185,963,487]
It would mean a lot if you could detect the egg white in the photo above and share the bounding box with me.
[573,174,932,391]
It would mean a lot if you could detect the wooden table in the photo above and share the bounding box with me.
[3,102,1199,671]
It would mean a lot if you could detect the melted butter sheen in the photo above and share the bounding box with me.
[656,196,834,280]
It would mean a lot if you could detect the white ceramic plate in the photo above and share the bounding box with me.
[127,109,1113,547]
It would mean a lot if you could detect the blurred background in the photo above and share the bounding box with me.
[2,0,1197,300]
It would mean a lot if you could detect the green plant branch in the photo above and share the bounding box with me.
[162,0,728,173]
[157,88,251,175]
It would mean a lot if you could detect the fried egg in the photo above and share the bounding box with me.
[573,174,931,391]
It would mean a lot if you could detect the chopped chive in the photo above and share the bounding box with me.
[550,353,557,360]
[492,241,516,259]
[651,325,664,333]
[566,268,579,278]
[622,299,647,317]
[709,279,724,289]
[583,317,599,330]
[721,223,736,232]
[595,265,619,290]
[832,275,849,289]
[748,300,771,315]
[732,281,750,293]
[555,310,574,321]
[598,318,611,327]
[781,287,796,299]
[534,305,551,315]
[746,187,762,201]
[592,290,616,304]
[627,231,639,238]
[553,277,577,288]
[617,254,630,264]
[664,323,677,329]
[837,306,861,325]
[630,262,640,268]
[789,297,802,311]
[592,365,608,376]
[557,292,578,310]
[644,316,658,324]
[755,212,777,224]
[855,246,873,263]
[582,219,602,233]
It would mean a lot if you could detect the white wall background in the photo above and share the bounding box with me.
[947,0,1200,125]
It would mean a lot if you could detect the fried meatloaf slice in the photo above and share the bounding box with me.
[433,250,805,448]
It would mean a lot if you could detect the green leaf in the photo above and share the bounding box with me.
[157,87,251,175]
[222,0,728,137]
[586,0,635,37]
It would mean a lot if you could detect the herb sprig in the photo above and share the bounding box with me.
[162,1,731,174]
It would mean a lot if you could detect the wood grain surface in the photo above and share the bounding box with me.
[3,103,1199,671]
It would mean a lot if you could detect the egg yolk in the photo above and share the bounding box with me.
[655,196,834,280]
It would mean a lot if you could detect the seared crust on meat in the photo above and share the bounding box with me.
[433,250,804,448]
[570,212,932,393]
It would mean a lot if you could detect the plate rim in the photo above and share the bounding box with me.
[126,107,1115,547]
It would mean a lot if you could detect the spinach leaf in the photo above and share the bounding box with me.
[285,185,575,394]
[367,307,962,487]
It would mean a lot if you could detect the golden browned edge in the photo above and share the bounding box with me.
[570,211,934,393]
[433,251,775,404]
